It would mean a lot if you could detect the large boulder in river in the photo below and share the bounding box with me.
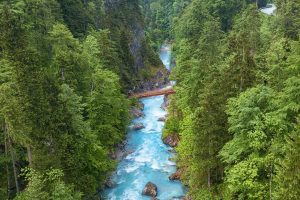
[169,169,183,181]
[163,133,180,147]
[142,182,157,197]
[132,123,145,130]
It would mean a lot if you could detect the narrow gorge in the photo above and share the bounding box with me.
[104,45,186,199]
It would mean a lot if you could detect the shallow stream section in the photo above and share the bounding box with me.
[103,96,186,200]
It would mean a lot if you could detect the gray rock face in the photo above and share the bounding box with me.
[130,23,145,73]
[160,94,170,110]
[142,182,158,197]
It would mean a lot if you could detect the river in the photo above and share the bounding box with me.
[103,45,186,199]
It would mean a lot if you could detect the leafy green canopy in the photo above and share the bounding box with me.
[162,0,300,199]
[0,0,131,198]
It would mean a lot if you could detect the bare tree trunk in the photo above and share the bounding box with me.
[269,165,273,200]
[216,167,218,182]
[221,166,224,179]
[27,145,33,166]
[6,123,19,193]
[207,169,211,187]
[207,130,211,187]
[3,122,11,198]
[240,46,246,91]
[61,68,65,81]
[9,139,19,194]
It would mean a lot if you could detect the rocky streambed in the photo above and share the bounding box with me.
[103,95,186,199]
[103,43,188,199]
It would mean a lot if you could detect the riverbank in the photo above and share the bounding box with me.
[104,96,186,199]
[103,43,187,199]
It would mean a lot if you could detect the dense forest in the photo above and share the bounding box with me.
[1,0,300,199]
[161,0,300,199]
[0,0,164,199]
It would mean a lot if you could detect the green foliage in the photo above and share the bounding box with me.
[1,0,300,199]
[220,86,276,199]
[103,0,164,90]
[90,29,120,74]
[165,0,300,199]
[275,0,300,40]
[58,0,94,38]
[162,117,180,139]
[274,124,300,199]
[0,0,138,198]
[50,23,86,91]
[15,168,82,200]
[88,69,130,150]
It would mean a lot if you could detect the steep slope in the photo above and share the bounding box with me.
[104,0,167,91]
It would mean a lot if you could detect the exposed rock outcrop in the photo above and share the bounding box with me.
[109,142,126,160]
[163,133,180,147]
[142,182,157,197]
[160,94,170,110]
[105,0,168,90]
[131,101,145,119]
[131,108,144,118]
[169,169,183,181]
[104,178,116,188]
[132,123,145,130]
[135,69,170,93]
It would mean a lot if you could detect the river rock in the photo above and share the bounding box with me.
[163,133,180,147]
[169,169,183,181]
[132,123,145,130]
[104,178,116,188]
[137,102,145,110]
[131,108,144,118]
[109,141,127,160]
[142,182,157,197]
[180,196,192,200]
[158,117,166,122]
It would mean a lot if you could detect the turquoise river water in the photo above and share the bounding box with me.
[104,44,185,200]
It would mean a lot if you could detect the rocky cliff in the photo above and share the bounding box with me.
[104,0,167,92]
